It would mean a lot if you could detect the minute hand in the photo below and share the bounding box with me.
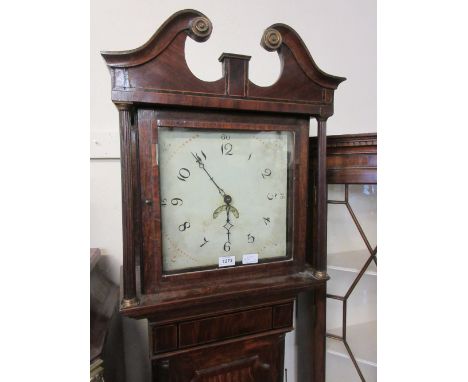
[191,152,226,196]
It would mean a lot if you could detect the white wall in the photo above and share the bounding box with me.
[90,1,376,381]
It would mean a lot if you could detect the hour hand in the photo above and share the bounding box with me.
[213,204,239,219]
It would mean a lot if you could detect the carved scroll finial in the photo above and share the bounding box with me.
[190,16,212,41]
[261,28,282,51]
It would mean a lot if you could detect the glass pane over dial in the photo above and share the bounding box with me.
[158,127,293,273]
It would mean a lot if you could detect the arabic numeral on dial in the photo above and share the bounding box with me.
[161,197,183,206]
[263,217,271,226]
[247,234,255,243]
[267,192,285,200]
[200,237,209,247]
[178,222,190,231]
[223,242,231,252]
[171,197,183,206]
[261,168,272,178]
[221,143,233,156]
[177,168,190,181]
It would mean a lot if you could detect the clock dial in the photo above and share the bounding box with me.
[158,127,293,272]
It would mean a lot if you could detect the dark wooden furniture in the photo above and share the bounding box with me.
[91,248,124,382]
[309,134,377,382]
[310,133,377,184]
[102,10,344,381]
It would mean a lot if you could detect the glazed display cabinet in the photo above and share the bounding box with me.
[311,134,377,382]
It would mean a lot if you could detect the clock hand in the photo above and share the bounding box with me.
[191,152,226,197]
[213,204,239,219]
[191,152,239,245]
[216,197,239,246]
[224,205,232,244]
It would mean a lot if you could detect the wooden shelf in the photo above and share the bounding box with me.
[326,350,377,382]
[327,267,377,301]
[328,249,377,276]
[327,320,377,366]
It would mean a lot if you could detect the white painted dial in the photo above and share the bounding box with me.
[158,127,292,272]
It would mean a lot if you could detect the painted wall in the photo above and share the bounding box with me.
[91,1,376,381]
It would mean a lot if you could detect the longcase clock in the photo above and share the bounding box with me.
[101,9,344,382]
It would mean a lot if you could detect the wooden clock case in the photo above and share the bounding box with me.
[102,9,344,381]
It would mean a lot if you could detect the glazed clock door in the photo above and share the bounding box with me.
[137,108,310,293]
[157,127,294,273]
